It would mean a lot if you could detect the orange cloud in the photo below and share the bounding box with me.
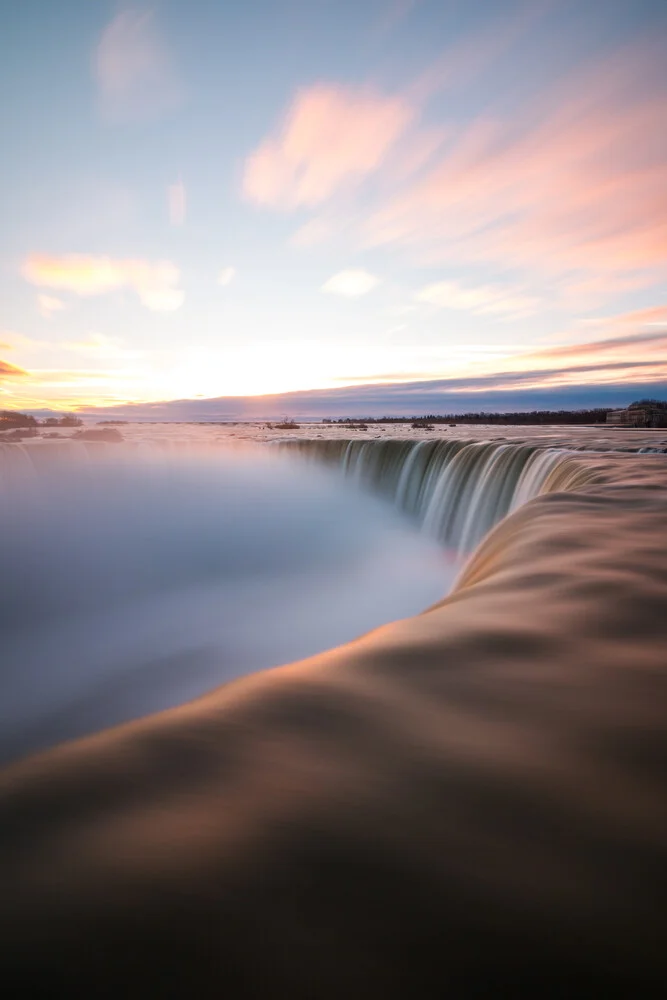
[0,358,27,378]
[23,255,184,312]
[243,84,413,208]
[94,9,183,120]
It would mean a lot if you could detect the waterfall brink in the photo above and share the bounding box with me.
[2,435,667,995]
[281,438,569,552]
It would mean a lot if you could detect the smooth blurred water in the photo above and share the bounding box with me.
[0,445,454,763]
[280,438,569,551]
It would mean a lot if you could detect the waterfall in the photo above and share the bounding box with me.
[3,435,576,554]
[280,438,570,552]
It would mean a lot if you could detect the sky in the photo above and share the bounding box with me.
[1,0,666,417]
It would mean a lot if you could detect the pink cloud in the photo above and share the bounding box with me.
[37,293,66,319]
[387,126,449,184]
[243,84,413,209]
[290,217,337,248]
[93,9,183,121]
[573,305,667,336]
[258,31,665,305]
[168,180,186,226]
[505,307,667,375]
[362,39,667,287]
[23,255,184,312]
[415,280,541,319]
[374,0,420,36]
[407,2,544,105]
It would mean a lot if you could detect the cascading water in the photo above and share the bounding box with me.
[281,438,571,552]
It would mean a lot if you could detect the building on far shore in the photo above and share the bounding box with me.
[606,400,667,427]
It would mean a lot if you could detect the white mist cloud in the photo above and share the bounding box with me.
[416,280,540,319]
[94,9,183,121]
[168,180,186,226]
[37,294,66,319]
[218,267,236,287]
[322,269,380,298]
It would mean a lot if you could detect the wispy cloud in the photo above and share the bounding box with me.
[63,334,143,361]
[290,217,337,248]
[406,2,547,105]
[415,280,540,319]
[0,333,40,354]
[322,269,380,297]
[522,309,667,369]
[344,325,667,393]
[571,305,667,336]
[374,0,420,36]
[167,179,186,226]
[363,37,667,288]
[23,254,185,312]
[12,368,142,408]
[93,9,183,121]
[218,267,236,287]
[260,31,666,304]
[37,293,66,319]
[243,84,413,208]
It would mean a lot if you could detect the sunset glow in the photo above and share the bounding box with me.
[1,1,665,415]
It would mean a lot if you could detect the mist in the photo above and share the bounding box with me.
[0,445,453,763]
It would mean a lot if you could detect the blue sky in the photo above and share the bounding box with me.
[1,0,666,414]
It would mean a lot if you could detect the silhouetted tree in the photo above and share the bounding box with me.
[0,410,37,428]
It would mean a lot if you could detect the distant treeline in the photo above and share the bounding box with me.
[1,410,82,428]
[325,409,612,426]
